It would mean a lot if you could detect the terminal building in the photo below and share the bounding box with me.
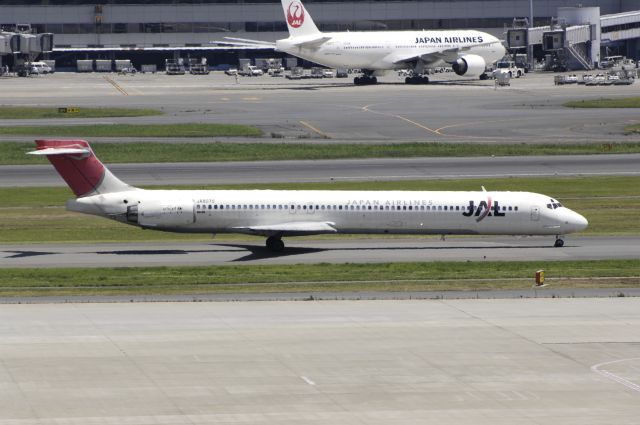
[0,0,639,70]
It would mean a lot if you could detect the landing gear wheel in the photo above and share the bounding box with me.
[404,75,429,85]
[354,76,377,85]
[266,236,285,252]
[554,238,565,248]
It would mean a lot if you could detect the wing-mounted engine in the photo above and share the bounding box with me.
[451,54,486,77]
[137,198,195,228]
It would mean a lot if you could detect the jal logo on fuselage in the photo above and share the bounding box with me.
[287,1,305,28]
[462,197,505,222]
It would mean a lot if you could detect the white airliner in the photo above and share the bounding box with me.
[30,139,588,252]
[218,0,506,85]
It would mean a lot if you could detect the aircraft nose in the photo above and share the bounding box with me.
[568,211,588,232]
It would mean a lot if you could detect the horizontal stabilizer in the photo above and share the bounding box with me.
[223,36,276,46]
[209,37,276,50]
[233,221,337,236]
[28,147,90,156]
[211,42,275,49]
[293,36,332,48]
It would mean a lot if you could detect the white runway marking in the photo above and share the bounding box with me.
[300,376,316,385]
[591,358,640,394]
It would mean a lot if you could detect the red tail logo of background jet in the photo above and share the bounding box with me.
[287,1,305,28]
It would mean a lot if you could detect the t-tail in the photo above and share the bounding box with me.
[28,139,134,197]
[281,0,320,37]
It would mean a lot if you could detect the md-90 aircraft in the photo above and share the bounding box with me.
[30,140,587,252]
[218,0,506,85]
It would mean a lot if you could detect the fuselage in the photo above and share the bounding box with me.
[275,30,505,70]
[69,189,588,237]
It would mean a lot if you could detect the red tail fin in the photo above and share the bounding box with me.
[30,139,130,197]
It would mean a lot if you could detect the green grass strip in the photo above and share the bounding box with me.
[3,141,639,165]
[0,106,163,119]
[0,124,262,138]
[564,97,640,108]
[625,124,640,134]
[0,260,637,297]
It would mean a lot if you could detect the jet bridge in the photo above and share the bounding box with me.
[601,10,640,59]
[507,6,640,71]
[0,24,54,72]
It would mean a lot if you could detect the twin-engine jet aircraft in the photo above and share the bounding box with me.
[218,0,506,85]
[31,139,587,252]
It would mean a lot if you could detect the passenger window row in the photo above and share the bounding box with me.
[195,203,520,212]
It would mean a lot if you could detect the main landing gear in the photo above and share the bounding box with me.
[405,75,430,84]
[354,75,377,85]
[554,235,565,248]
[354,69,378,85]
[266,236,285,252]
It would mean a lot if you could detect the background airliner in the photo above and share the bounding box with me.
[31,139,587,252]
[219,0,506,85]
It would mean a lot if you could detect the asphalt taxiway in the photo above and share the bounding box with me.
[1,72,640,144]
[2,154,639,187]
[2,236,638,268]
[1,299,639,424]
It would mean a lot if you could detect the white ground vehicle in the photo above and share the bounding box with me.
[268,66,285,76]
[28,61,52,74]
[494,60,524,78]
[322,69,334,77]
[239,65,264,76]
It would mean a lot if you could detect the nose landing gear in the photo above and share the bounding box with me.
[554,236,565,248]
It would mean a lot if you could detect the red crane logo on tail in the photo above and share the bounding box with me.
[287,1,305,28]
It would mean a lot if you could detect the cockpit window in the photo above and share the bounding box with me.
[547,202,563,210]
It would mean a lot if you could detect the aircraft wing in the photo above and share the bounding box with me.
[232,221,337,236]
[54,45,274,52]
[392,39,503,65]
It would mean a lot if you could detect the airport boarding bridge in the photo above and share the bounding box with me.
[507,8,640,71]
[0,25,54,71]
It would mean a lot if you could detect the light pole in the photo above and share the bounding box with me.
[528,0,534,70]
